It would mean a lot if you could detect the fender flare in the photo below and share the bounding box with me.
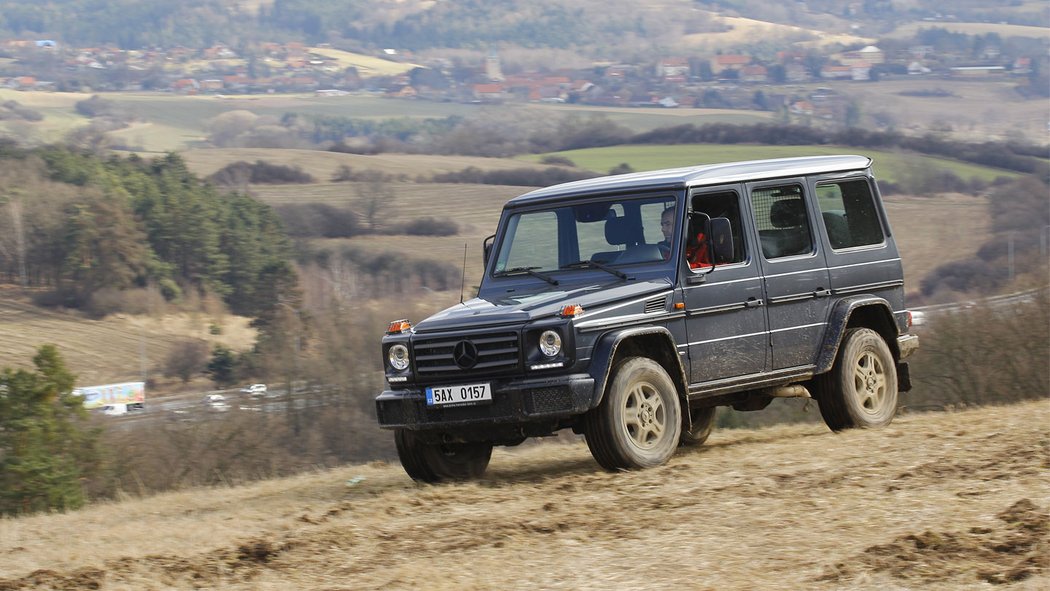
[587,326,690,425]
[816,295,899,374]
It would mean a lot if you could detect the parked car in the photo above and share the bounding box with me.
[375,155,919,482]
[239,383,268,396]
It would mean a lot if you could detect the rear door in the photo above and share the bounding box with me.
[747,179,831,370]
[811,174,904,311]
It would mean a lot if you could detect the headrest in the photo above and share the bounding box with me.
[769,199,806,228]
[605,216,631,245]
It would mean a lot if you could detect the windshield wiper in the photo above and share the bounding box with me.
[493,266,559,285]
[560,260,629,280]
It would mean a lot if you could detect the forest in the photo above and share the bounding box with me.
[0,143,295,317]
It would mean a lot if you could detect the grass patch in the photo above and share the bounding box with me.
[307,47,421,76]
[520,144,1022,184]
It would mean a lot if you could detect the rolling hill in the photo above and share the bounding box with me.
[0,400,1045,590]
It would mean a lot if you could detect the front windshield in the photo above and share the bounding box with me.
[492,194,677,275]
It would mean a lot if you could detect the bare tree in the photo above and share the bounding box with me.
[163,340,211,383]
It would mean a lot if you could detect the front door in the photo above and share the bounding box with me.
[683,186,768,383]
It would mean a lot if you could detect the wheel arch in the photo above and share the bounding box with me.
[588,326,689,428]
[817,296,900,374]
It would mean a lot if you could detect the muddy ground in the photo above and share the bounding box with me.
[0,400,1047,590]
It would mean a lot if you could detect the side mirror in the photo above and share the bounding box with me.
[709,217,734,264]
[482,234,495,268]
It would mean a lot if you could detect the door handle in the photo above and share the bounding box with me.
[744,298,764,308]
[813,288,831,298]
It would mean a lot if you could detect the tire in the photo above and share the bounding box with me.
[814,328,898,431]
[394,429,493,483]
[584,357,682,471]
[680,406,716,446]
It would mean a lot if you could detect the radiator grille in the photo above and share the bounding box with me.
[413,331,520,378]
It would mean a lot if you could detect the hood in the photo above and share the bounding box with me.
[413,278,673,333]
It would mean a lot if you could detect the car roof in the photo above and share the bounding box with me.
[508,155,873,206]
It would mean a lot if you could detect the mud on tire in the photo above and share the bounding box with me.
[584,357,682,471]
[814,327,898,431]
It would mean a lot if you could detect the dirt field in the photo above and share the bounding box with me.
[0,401,1045,590]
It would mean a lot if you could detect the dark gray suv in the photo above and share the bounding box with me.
[376,155,919,482]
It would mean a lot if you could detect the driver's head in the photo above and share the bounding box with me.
[661,206,675,241]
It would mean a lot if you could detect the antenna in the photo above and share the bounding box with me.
[459,242,468,304]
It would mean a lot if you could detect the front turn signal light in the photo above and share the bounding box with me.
[387,319,412,334]
[559,304,584,318]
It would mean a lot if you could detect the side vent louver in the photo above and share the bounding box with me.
[644,296,667,314]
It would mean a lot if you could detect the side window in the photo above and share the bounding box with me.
[815,180,885,249]
[691,190,747,265]
[750,185,813,259]
[499,211,559,271]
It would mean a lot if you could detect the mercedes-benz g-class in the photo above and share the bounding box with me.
[376,155,919,482]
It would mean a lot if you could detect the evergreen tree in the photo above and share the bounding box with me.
[0,345,100,515]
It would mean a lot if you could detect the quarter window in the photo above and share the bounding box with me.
[815,180,885,249]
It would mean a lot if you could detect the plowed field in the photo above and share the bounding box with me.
[0,401,1046,590]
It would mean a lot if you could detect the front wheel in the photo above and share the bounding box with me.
[814,328,898,431]
[394,429,493,483]
[584,357,682,471]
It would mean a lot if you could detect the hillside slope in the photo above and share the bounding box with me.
[1,401,1046,590]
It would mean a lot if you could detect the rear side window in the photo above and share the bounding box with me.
[815,180,885,249]
[751,185,813,259]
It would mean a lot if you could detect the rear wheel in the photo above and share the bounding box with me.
[584,357,682,470]
[394,429,493,483]
[680,406,716,446]
[814,328,898,431]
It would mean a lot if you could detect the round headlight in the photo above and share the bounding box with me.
[388,344,410,371]
[539,330,562,357]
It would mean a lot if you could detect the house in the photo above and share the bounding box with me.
[712,54,750,75]
[172,78,200,93]
[1012,57,1032,75]
[658,57,690,82]
[820,65,852,80]
[850,63,871,81]
[473,83,505,101]
[200,79,224,92]
[950,66,1006,77]
[741,65,768,83]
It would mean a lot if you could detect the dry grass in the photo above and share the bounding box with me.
[886,21,1050,39]
[838,79,1050,144]
[306,47,421,77]
[249,179,992,295]
[683,14,874,49]
[0,400,1046,590]
[0,289,256,386]
[882,193,990,283]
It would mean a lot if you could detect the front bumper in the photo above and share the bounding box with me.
[376,373,596,431]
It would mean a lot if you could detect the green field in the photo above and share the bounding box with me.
[521,144,1022,185]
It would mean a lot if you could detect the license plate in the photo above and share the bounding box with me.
[426,383,492,406]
